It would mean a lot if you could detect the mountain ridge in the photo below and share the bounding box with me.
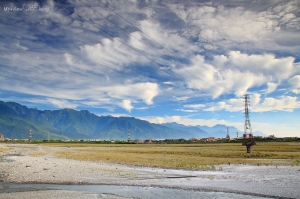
[0,101,266,140]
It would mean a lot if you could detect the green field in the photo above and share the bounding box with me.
[40,142,300,170]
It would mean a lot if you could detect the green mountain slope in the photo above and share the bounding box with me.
[0,101,192,140]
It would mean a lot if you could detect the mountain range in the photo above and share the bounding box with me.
[0,101,266,140]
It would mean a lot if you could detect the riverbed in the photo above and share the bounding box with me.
[1,144,299,198]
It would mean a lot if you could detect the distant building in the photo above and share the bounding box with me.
[144,139,152,144]
[191,138,201,141]
[201,137,216,142]
[0,134,4,141]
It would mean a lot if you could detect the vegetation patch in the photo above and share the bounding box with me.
[0,146,11,155]
[53,142,300,170]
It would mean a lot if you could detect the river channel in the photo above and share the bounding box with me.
[0,182,275,198]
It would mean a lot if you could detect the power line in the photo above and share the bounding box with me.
[78,0,225,96]
[53,0,222,97]
[96,0,227,94]
[53,1,298,131]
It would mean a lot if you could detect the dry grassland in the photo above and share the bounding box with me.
[45,142,300,170]
[0,147,10,156]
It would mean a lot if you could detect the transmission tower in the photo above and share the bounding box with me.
[242,94,256,153]
[244,94,252,136]
[29,129,32,142]
[127,129,130,143]
[226,127,230,140]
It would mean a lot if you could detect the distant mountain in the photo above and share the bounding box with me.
[196,124,266,138]
[0,101,191,140]
[162,122,211,138]
[0,101,266,140]
[253,131,268,137]
[196,124,241,138]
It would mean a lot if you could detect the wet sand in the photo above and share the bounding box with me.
[1,144,300,198]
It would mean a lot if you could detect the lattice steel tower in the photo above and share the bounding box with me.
[242,94,256,153]
[29,129,32,142]
[226,127,230,140]
[244,94,252,136]
[128,129,130,143]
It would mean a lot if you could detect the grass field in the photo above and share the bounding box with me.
[38,142,300,170]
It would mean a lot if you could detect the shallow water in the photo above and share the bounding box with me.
[0,182,274,198]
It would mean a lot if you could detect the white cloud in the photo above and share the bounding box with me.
[199,94,300,113]
[168,1,300,51]
[183,104,205,109]
[174,96,189,101]
[163,81,175,85]
[174,53,285,98]
[15,41,28,51]
[142,115,182,124]
[0,49,160,107]
[176,109,198,113]
[81,38,144,70]
[45,98,78,109]
[259,96,300,112]
[203,51,296,97]
[172,116,181,122]
[121,99,133,112]
[138,20,199,57]
[141,115,243,129]
[129,31,146,51]
[289,75,300,94]
[266,82,278,94]
[27,98,78,109]
[150,116,165,124]
[252,121,300,137]
[104,82,159,105]
[251,93,261,105]
[64,53,73,65]
[289,75,300,87]
[220,69,266,96]
[173,54,225,98]
[170,4,274,43]
[224,51,295,81]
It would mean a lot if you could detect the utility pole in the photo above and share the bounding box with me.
[242,94,256,153]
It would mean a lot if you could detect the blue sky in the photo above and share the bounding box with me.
[1,0,300,137]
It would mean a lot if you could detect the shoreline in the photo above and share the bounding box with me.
[1,144,300,198]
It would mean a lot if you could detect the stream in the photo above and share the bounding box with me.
[0,182,274,198]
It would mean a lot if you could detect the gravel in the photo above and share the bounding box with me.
[1,144,300,198]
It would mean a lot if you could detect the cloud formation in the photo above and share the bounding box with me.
[0,0,299,136]
[289,75,300,94]
[121,99,133,112]
[174,51,297,98]
[182,94,300,113]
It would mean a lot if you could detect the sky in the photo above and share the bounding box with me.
[1,0,300,137]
